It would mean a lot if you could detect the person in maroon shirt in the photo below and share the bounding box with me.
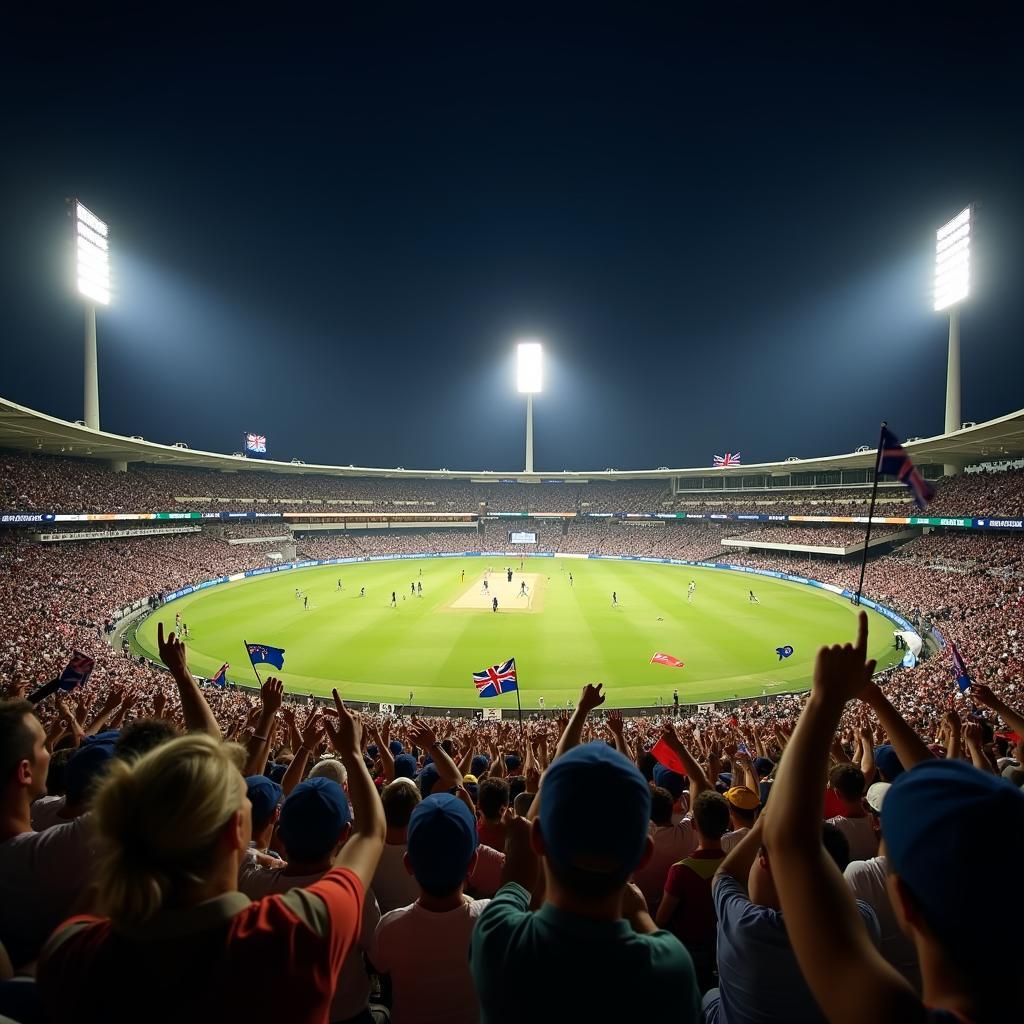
[38,687,385,1024]
[476,776,509,851]
[656,789,732,991]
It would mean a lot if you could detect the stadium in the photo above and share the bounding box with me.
[4,12,1024,1024]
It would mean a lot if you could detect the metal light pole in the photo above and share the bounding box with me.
[72,200,110,431]
[517,341,542,474]
[934,205,971,477]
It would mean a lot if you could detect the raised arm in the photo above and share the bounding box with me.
[409,717,462,789]
[325,689,385,888]
[281,710,323,796]
[157,622,222,738]
[660,720,711,797]
[605,709,630,759]
[859,680,935,772]
[970,682,1024,737]
[243,678,283,777]
[762,612,922,1024]
[552,684,606,762]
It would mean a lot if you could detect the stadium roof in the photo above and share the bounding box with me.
[2,395,1024,481]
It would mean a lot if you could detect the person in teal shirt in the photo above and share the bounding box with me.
[470,685,699,1023]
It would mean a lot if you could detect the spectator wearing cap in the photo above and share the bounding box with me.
[37,691,386,1024]
[721,786,760,852]
[826,763,877,862]
[476,776,509,851]
[373,778,423,914]
[369,793,487,1024]
[656,790,731,992]
[0,700,97,971]
[472,685,700,1023]
[843,782,922,991]
[32,733,117,831]
[393,753,418,780]
[239,777,381,1024]
[653,761,690,822]
[244,776,283,859]
[763,613,1024,1023]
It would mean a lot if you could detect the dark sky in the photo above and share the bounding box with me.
[2,7,1022,471]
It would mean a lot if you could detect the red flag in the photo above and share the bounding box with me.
[651,738,687,776]
[650,652,685,669]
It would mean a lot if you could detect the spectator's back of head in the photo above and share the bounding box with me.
[278,778,351,863]
[478,777,510,821]
[538,742,651,898]
[114,718,178,762]
[65,738,117,808]
[91,733,247,926]
[245,776,283,833]
[512,791,534,818]
[382,777,421,830]
[309,756,347,789]
[406,793,479,897]
[693,790,730,841]
[649,785,674,826]
[829,763,866,803]
[652,763,685,800]
[821,821,851,872]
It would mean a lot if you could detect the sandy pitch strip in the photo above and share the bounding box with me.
[448,572,545,613]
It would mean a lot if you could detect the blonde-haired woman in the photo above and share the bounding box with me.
[38,690,384,1024]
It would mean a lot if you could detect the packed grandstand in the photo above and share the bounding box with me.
[1,407,1022,1022]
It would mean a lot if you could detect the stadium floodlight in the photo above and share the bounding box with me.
[72,199,109,431]
[516,341,543,473]
[934,205,972,476]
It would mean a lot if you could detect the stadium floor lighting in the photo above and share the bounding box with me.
[516,341,543,473]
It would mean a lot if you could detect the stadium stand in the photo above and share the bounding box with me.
[1,447,1023,1021]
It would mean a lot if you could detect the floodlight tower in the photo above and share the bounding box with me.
[933,205,972,476]
[72,200,110,430]
[516,341,543,473]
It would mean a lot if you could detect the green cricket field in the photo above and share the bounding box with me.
[132,557,904,708]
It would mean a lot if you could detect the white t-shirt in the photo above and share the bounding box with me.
[827,814,879,862]
[372,841,420,914]
[237,861,380,1020]
[632,819,698,908]
[30,795,68,832]
[0,816,94,969]
[844,855,921,990]
[369,898,490,1024]
[721,826,749,853]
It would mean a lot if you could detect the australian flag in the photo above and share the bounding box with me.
[246,642,285,670]
[473,658,518,698]
[877,427,934,509]
[210,662,229,688]
[949,641,971,692]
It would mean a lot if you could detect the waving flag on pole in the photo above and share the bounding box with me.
[877,427,934,509]
[650,652,685,669]
[246,642,285,671]
[210,662,229,688]
[713,453,741,467]
[245,433,267,454]
[473,658,518,698]
[949,642,971,692]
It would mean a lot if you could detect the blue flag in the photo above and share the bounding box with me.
[775,645,794,661]
[877,427,934,509]
[210,662,229,688]
[949,641,971,692]
[246,642,285,671]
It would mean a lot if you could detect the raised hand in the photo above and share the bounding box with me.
[157,621,188,678]
[324,688,363,757]
[260,677,284,715]
[812,611,876,707]
[605,708,625,736]
[579,683,606,713]
[409,716,437,749]
[300,709,323,748]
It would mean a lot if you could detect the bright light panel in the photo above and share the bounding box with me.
[934,206,970,311]
[75,200,110,305]
[517,341,543,393]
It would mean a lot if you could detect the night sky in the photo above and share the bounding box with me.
[2,8,1022,471]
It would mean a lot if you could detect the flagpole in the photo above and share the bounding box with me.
[515,682,524,739]
[244,640,263,688]
[855,421,886,605]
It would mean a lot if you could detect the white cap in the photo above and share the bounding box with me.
[865,781,891,814]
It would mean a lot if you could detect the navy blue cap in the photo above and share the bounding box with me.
[246,776,283,830]
[278,778,351,861]
[407,793,478,895]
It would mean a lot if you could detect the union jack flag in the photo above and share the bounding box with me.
[473,658,518,698]
[245,433,267,454]
[877,426,933,509]
[713,452,741,467]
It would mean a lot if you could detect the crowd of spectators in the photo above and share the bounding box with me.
[724,525,906,548]
[5,449,1024,519]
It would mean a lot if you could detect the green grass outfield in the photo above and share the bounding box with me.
[132,558,904,709]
